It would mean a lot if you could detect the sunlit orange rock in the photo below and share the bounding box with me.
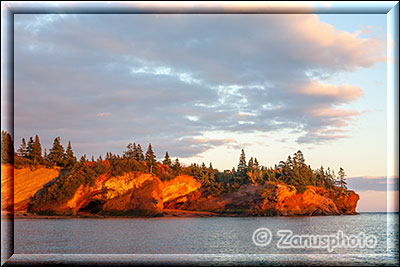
[1,164,61,213]
[166,182,360,216]
[1,164,14,215]
[19,164,359,216]
[262,184,341,216]
[102,176,164,215]
[161,175,201,202]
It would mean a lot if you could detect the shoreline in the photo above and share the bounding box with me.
[6,209,363,219]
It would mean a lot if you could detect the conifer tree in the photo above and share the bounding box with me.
[162,151,172,166]
[30,135,42,163]
[26,137,34,159]
[145,144,156,173]
[248,157,254,169]
[124,142,135,158]
[48,137,64,166]
[208,163,215,182]
[80,154,87,164]
[237,149,247,173]
[63,141,77,168]
[17,138,27,157]
[134,144,144,162]
[172,158,181,175]
[338,168,347,189]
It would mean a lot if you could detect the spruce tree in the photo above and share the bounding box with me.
[80,155,87,164]
[237,149,247,173]
[134,144,144,162]
[338,168,347,189]
[172,158,181,175]
[26,137,34,159]
[31,135,42,163]
[48,137,64,166]
[162,151,172,166]
[63,141,77,168]
[17,138,27,157]
[145,144,156,173]
[124,142,135,158]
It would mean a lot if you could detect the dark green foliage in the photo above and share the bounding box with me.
[17,138,27,157]
[109,157,146,176]
[26,137,34,159]
[237,149,247,173]
[24,134,350,213]
[145,144,156,173]
[171,158,181,175]
[48,137,65,166]
[134,144,144,162]
[63,141,77,168]
[28,161,111,212]
[123,142,136,158]
[162,152,171,166]
[1,130,13,164]
[14,154,32,168]
[337,167,347,189]
[30,135,42,163]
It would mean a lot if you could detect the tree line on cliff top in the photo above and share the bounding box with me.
[2,130,347,197]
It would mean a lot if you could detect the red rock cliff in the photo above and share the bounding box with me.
[20,166,359,216]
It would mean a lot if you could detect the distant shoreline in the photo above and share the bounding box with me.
[4,210,375,220]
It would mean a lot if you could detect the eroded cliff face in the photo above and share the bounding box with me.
[165,183,360,216]
[1,164,61,213]
[30,171,202,216]
[21,166,359,216]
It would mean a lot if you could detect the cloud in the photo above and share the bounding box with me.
[295,80,364,103]
[13,14,385,158]
[347,176,399,192]
[96,112,111,117]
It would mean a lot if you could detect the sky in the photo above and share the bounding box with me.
[5,6,397,212]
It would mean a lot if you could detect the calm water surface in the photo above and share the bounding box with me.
[10,213,399,265]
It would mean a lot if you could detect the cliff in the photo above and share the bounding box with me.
[164,183,359,216]
[28,169,201,216]
[3,164,359,216]
[1,164,61,214]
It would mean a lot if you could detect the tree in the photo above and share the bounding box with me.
[338,167,347,189]
[48,137,65,166]
[134,144,144,162]
[237,149,247,173]
[162,151,172,166]
[30,135,42,163]
[1,130,13,164]
[248,157,254,169]
[124,142,136,158]
[172,158,181,175]
[247,157,262,184]
[63,141,77,168]
[80,154,88,164]
[199,162,209,184]
[17,138,27,157]
[26,137,34,159]
[145,144,156,173]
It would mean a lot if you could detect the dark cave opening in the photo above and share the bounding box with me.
[78,200,104,214]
